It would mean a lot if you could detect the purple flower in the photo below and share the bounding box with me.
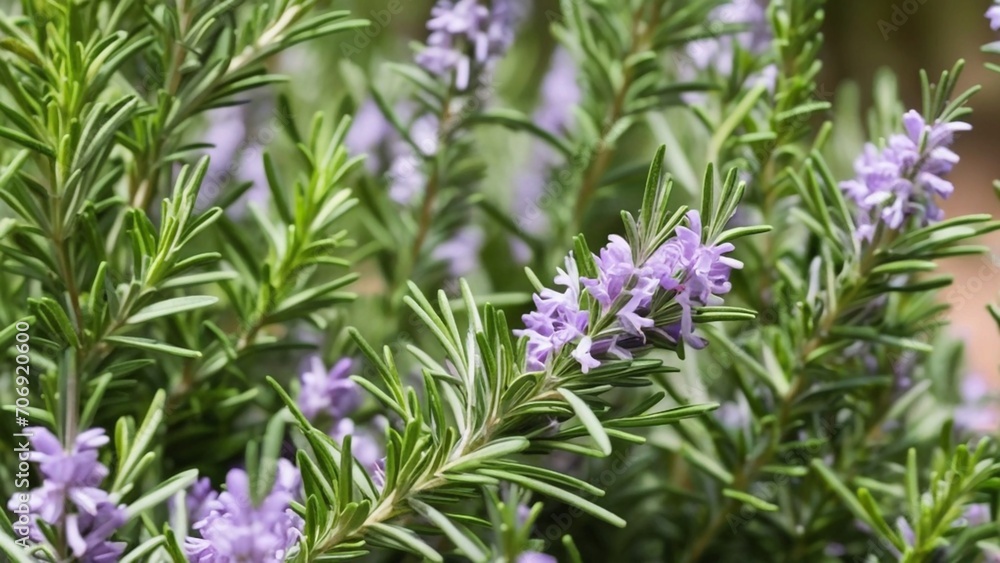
[385,113,439,205]
[431,225,485,278]
[515,504,533,527]
[954,373,1000,435]
[346,99,393,171]
[227,144,270,218]
[175,477,219,525]
[387,151,426,205]
[185,459,304,562]
[691,0,770,67]
[570,336,601,372]
[958,503,993,527]
[716,401,751,430]
[535,47,580,134]
[514,256,590,372]
[584,211,741,349]
[66,502,127,561]
[6,427,125,561]
[296,357,387,488]
[824,543,846,557]
[988,4,1000,31]
[683,0,773,88]
[196,104,277,219]
[896,516,916,547]
[297,356,362,422]
[416,0,519,90]
[650,211,743,348]
[331,417,387,483]
[201,106,247,194]
[840,110,969,242]
[516,211,741,373]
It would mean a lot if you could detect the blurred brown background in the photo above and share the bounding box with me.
[824,0,1000,381]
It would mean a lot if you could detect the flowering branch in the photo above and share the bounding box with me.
[270,149,765,561]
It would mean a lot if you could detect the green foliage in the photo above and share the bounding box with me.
[1,0,999,561]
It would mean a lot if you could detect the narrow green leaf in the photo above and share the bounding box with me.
[478,469,626,528]
[558,388,612,456]
[0,532,33,563]
[722,488,779,512]
[810,459,872,527]
[409,499,487,562]
[368,523,443,562]
[444,437,530,472]
[465,109,574,158]
[680,443,734,485]
[126,296,219,324]
[125,469,199,522]
[0,126,53,156]
[104,336,201,358]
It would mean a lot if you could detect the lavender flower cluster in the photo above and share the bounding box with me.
[297,356,386,482]
[179,355,381,561]
[516,211,742,373]
[989,2,1000,32]
[840,110,969,242]
[185,460,304,562]
[683,0,776,91]
[7,427,125,562]
[416,0,520,90]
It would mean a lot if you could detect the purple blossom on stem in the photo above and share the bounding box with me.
[716,400,751,430]
[332,417,388,487]
[824,543,846,557]
[345,99,393,172]
[416,0,519,90]
[6,427,126,562]
[514,256,590,372]
[954,373,999,435]
[958,503,993,527]
[651,211,743,347]
[535,47,581,134]
[431,225,485,278]
[198,105,273,218]
[174,477,219,525]
[296,355,387,487]
[185,459,304,562]
[386,113,439,206]
[988,4,1000,31]
[202,106,247,193]
[840,110,970,242]
[896,516,916,547]
[516,211,741,373]
[297,356,362,422]
[682,0,774,95]
[686,0,770,74]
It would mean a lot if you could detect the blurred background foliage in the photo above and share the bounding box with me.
[0,0,998,559]
[261,0,1000,376]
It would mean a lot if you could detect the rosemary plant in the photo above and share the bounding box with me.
[0,0,999,562]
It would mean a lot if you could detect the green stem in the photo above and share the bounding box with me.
[683,231,888,562]
[571,4,660,228]
[310,387,562,556]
